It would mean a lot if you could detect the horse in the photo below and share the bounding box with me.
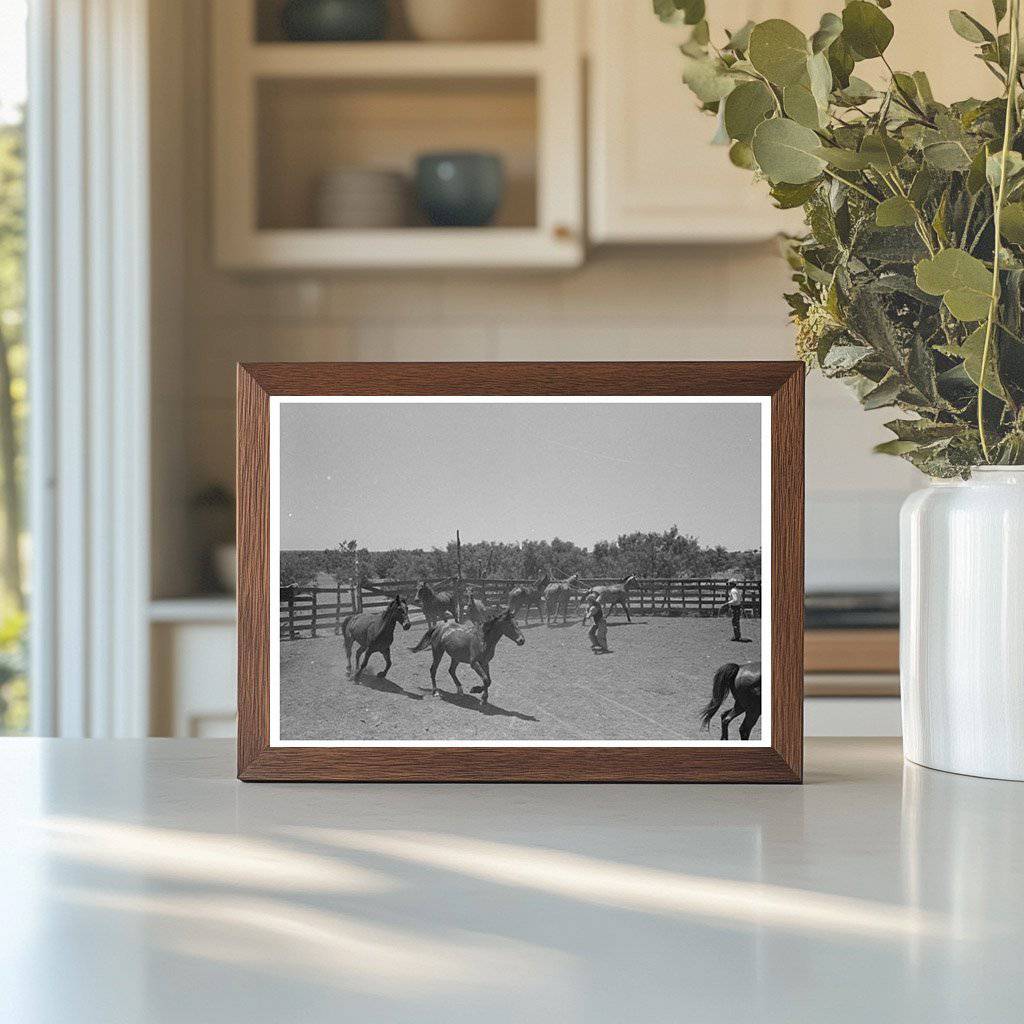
[464,585,503,624]
[700,661,761,740]
[584,574,639,622]
[507,571,551,624]
[415,580,459,627]
[543,573,580,625]
[340,594,411,679]
[409,608,525,704]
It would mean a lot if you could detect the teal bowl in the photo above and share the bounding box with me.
[281,0,388,42]
[415,152,505,228]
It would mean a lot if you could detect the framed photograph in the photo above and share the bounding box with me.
[237,362,803,782]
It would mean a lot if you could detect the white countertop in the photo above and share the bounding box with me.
[1,738,1021,1023]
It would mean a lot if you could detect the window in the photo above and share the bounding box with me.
[0,0,28,734]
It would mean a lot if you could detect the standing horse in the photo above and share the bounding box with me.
[543,574,580,625]
[341,594,411,679]
[584,574,639,622]
[507,571,550,624]
[409,608,525,704]
[415,580,459,627]
[700,661,761,740]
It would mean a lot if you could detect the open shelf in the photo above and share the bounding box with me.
[249,42,544,78]
[257,76,537,232]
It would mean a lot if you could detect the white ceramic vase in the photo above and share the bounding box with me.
[900,467,1024,780]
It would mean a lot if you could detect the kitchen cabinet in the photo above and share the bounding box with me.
[587,0,999,244]
[212,0,583,269]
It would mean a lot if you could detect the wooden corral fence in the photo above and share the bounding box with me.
[280,577,761,641]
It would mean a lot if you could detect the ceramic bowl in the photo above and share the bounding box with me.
[280,0,388,42]
[403,0,534,42]
[415,152,505,227]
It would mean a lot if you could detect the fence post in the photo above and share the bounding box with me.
[283,585,296,640]
[335,582,342,634]
[310,589,318,638]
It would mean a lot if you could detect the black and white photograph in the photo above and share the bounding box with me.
[270,396,770,746]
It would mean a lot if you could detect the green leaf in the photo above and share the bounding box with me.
[770,179,820,209]
[807,51,833,110]
[862,374,902,410]
[885,419,963,443]
[681,55,737,103]
[653,0,677,23]
[923,141,973,171]
[728,140,758,169]
[836,75,877,104]
[909,165,936,205]
[724,20,755,53]
[874,439,922,456]
[948,10,993,44]
[748,19,810,87]
[932,190,950,247]
[967,143,993,193]
[875,196,918,228]
[994,0,1008,24]
[654,0,705,25]
[842,1,895,60]
[752,117,827,184]
[912,71,935,105]
[723,81,775,143]
[959,324,1007,398]
[915,249,994,321]
[986,150,1024,190]
[815,146,872,170]
[810,12,843,54]
[783,83,822,129]
[860,133,905,172]
[827,35,855,89]
[688,20,710,47]
[1000,202,1024,242]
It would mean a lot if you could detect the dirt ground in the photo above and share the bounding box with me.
[279,612,762,743]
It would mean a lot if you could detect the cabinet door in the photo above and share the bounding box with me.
[588,1,1002,244]
[588,1,815,243]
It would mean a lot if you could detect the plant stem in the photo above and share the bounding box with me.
[979,0,1021,463]
[821,167,879,203]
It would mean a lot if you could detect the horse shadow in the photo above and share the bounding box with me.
[351,672,424,700]
[422,688,538,722]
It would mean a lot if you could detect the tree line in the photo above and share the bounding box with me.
[281,528,761,587]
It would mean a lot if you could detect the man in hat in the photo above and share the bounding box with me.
[719,579,744,641]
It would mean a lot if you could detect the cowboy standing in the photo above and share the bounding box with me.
[724,579,744,641]
[585,595,609,653]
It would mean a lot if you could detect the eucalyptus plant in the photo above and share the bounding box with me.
[659,0,1024,475]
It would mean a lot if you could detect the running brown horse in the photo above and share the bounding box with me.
[507,571,550,624]
[543,574,580,625]
[415,580,458,627]
[409,608,525,704]
[341,594,411,680]
[584,574,639,622]
[700,661,761,740]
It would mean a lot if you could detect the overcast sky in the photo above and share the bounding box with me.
[279,400,762,552]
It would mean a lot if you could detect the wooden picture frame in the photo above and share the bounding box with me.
[237,362,804,782]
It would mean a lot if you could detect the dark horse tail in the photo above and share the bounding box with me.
[409,626,436,653]
[700,663,740,730]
